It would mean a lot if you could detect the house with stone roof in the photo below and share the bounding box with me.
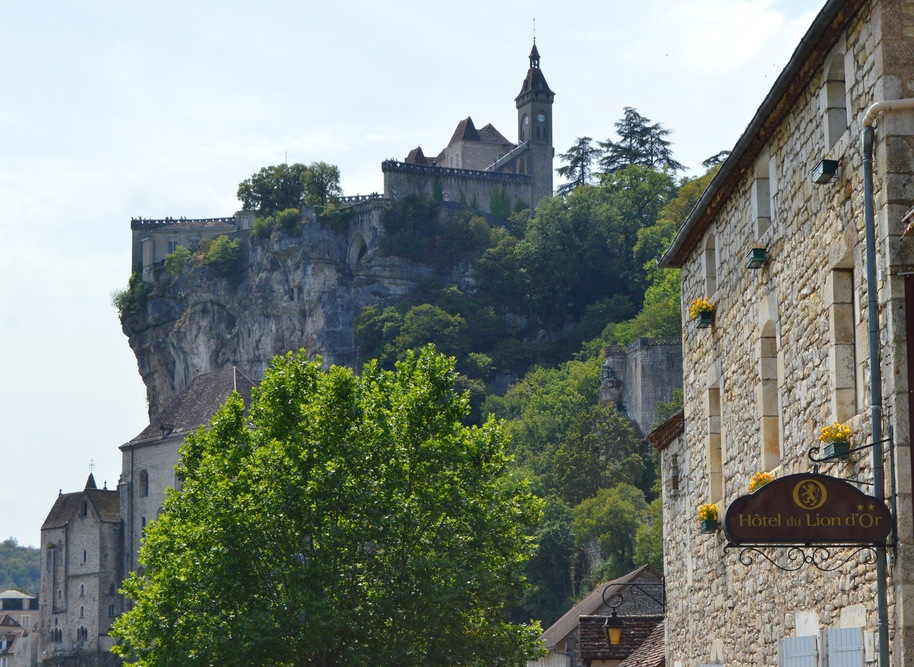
[529,564,663,667]
[656,0,914,663]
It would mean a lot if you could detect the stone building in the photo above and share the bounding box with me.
[656,0,914,664]
[0,589,39,667]
[38,475,120,666]
[37,369,254,666]
[383,42,555,214]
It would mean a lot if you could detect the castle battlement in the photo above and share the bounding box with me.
[130,216,238,231]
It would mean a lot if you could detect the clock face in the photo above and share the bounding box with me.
[536,112,546,123]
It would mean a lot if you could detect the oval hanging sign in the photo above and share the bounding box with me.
[724,473,892,545]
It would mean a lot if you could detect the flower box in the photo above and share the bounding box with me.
[824,440,850,460]
[695,310,714,328]
[700,519,718,534]
[746,247,769,269]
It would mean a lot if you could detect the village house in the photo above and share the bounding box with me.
[657,0,914,664]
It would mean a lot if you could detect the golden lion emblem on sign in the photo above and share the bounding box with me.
[793,479,827,510]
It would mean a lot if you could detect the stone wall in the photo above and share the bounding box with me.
[600,338,682,436]
[663,1,914,664]
[382,160,534,214]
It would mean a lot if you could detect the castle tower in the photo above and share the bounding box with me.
[515,42,555,206]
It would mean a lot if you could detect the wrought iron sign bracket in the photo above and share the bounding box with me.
[808,437,893,470]
[724,542,890,572]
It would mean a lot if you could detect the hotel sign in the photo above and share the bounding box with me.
[724,473,892,545]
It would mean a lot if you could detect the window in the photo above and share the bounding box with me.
[167,236,179,253]
[109,582,116,595]
[759,321,782,470]
[83,549,87,563]
[109,604,116,618]
[82,500,88,517]
[703,233,717,296]
[752,152,772,237]
[189,235,201,250]
[828,270,858,420]
[21,615,29,628]
[822,49,848,149]
[778,635,817,666]
[706,386,724,503]
[827,627,864,664]
[80,583,85,596]
[80,605,85,618]
[139,469,149,497]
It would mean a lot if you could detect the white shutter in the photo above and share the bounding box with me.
[779,635,818,667]
[827,627,864,667]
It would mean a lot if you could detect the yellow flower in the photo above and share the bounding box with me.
[749,471,775,493]
[688,297,716,319]
[818,422,851,443]
[697,503,719,521]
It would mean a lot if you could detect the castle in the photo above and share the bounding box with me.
[37,42,556,667]
[130,43,554,278]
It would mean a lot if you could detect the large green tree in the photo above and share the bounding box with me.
[237,162,342,217]
[599,107,684,174]
[111,348,542,667]
[556,136,601,195]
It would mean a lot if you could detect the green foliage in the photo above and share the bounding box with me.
[604,270,681,345]
[598,107,683,173]
[317,203,352,230]
[572,483,649,582]
[354,305,404,367]
[433,178,444,201]
[633,498,664,574]
[201,235,243,278]
[111,348,543,667]
[163,246,191,275]
[379,195,441,260]
[237,162,342,217]
[0,538,40,594]
[252,208,302,239]
[490,187,511,219]
[394,304,468,361]
[112,272,149,316]
[655,389,683,427]
[556,136,601,195]
[301,161,342,207]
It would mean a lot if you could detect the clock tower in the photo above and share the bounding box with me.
[515,42,555,206]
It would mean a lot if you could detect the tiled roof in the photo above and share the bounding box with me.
[0,591,31,600]
[447,117,480,146]
[646,412,684,451]
[477,123,513,146]
[405,147,429,165]
[515,64,554,101]
[539,564,663,648]
[127,368,256,446]
[41,487,120,529]
[579,615,663,663]
[618,620,665,667]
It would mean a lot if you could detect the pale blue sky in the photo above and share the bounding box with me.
[0,0,825,548]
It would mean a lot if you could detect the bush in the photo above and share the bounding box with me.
[202,235,243,278]
[164,246,192,275]
[112,272,150,316]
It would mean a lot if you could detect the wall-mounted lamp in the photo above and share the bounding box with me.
[746,247,769,270]
[812,159,840,184]
[600,580,666,647]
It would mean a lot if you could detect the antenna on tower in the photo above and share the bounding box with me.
[89,459,95,473]
[533,15,536,43]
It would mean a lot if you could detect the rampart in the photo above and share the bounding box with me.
[382,160,533,215]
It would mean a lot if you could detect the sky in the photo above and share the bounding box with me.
[0,0,826,549]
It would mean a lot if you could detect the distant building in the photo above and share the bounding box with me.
[0,589,39,667]
[38,369,255,667]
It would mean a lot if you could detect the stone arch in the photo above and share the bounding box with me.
[823,48,848,148]
[348,232,368,269]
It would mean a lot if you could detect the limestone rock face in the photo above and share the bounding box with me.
[121,205,433,419]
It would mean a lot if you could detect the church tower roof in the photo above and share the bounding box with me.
[85,473,97,490]
[516,42,554,102]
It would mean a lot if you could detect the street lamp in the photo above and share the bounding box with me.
[600,579,665,647]
[602,609,624,645]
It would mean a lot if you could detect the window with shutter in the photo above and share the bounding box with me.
[826,627,864,667]
[779,635,818,667]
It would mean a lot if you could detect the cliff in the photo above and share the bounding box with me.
[121,201,436,418]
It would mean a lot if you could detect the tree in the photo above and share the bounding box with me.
[571,483,649,581]
[302,161,343,207]
[599,107,684,173]
[556,137,601,195]
[111,347,543,667]
[237,163,310,217]
[237,162,343,217]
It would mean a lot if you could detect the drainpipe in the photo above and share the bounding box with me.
[862,98,914,667]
